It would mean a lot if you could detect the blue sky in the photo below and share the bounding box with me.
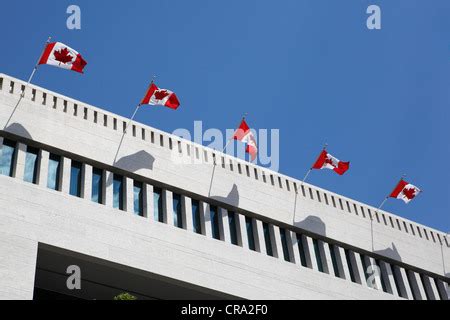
[0,0,449,232]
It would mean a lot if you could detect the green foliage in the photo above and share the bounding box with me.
[113,292,137,300]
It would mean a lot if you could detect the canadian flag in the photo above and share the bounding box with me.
[233,119,257,161]
[38,42,87,73]
[140,83,180,109]
[312,150,350,175]
[389,179,421,204]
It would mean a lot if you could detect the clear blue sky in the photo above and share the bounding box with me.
[1,1,449,232]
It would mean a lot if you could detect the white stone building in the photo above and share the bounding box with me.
[0,73,448,300]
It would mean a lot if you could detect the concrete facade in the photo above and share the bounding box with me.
[0,73,448,300]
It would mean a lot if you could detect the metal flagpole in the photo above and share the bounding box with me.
[377,174,407,211]
[300,143,328,185]
[208,113,247,197]
[372,174,407,251]
[113,77,156,164]
[113,104,141,164]
[293,143,328,224]
[4,36,52,130]
[377,197,389,211]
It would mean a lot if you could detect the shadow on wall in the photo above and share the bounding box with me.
[4,122,33,140]
[114,150,155,172]
[374,243,402,262]
[211,184,240,208]
[295,215,326,237]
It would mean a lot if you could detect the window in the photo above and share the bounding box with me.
[245,217,256,251]
[375,259,387,293]
[47,154,61,190]
[133,181,143,216]
[360,254,369,281]
[192,200,202,234]
[279,228,290,262]
[113,174,124,210]
[296,233,308,267]
[91,168,103,204]
[313,239,324,273]
[344,249,356,283]
[263,222,273,256]
[69,160,82,197]
[329,244,340,277]
[210,205,220,240]
[153,187,163,222]
[228,211,238,245]
[0,139,16,177]
[173,193,182,228]
[23,146,39,184]
[406,270,419,300]
[391,266,404,298]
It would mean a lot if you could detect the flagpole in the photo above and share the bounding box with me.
[301,143,327,185]
[113,104,141,164]
[4,36,51,130]
[377,174,407,211]
[113,77,157,164]
[208,113,247,197]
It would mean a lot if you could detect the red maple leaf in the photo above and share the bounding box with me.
[154,90,170,100]
[325,156,336,168]
[53,48,73,64]
[402,188,416,200]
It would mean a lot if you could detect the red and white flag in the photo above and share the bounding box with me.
[233,119,257,161]
[38,42,87,73]
[389,179,421,204]
[312,150,350,175]
[140,83,180,109]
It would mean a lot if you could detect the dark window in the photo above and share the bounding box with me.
[313,239,324,273]
[406,270,419,300]
[69,161,82,197]
[24,146,39,184]
[228,211,238,245]
[47,154,61,190]
[391,266,404,298]
[279,228,290,262]
[434,278,446,300]
[192,200,202,234]
[263,222,273,256]
[91,168,103,204]
[329,244,340,277]
[153,187,163,222]
[360,255,369,281]
[375,259,388,293]
[344,249,356,283]
[113,174,124,210]
[0,139,16,177]
[173,193,182,228]
[133,181,143,216]
[210,205,220,240]
[296,234,308,267]
[245,217,256,251]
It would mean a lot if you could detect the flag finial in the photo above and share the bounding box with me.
[243,112,248,120]
[323,142,328,150]
[151,75,157,84]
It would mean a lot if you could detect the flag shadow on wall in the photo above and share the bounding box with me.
[210,184,240,209]
[113,150,155,172]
